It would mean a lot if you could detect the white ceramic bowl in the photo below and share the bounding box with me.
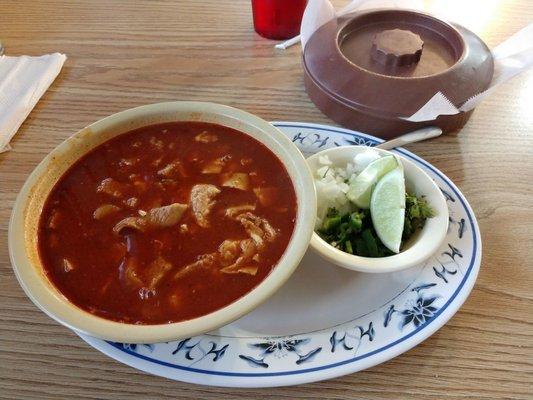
[307,146,449,273]
[9,101,317,343]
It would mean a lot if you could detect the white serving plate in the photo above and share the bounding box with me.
[79,122,481,387]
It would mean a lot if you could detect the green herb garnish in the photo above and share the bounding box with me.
[317,192,434,258]
[403,193,434,239]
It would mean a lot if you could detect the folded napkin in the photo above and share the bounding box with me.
[0,53,66,152]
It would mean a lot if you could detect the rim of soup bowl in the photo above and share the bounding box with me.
[8,101,317,343]
[307,146,449,273]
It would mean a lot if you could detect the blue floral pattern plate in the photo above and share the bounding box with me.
[79,122,481,387]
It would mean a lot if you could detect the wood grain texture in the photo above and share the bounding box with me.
[0,1,532,399]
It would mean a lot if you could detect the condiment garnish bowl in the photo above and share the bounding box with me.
[307,145,449,273]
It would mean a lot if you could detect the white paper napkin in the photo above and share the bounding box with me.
[0,53,66,153]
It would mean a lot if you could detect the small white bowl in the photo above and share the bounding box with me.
[9,101,316,343]
[307,146,449,273]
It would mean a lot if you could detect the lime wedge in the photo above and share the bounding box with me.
[370,167,406,253]
[346,155,398,208]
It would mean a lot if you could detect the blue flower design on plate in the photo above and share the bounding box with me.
[383,284,440,329]
[172,338,229,365]
[116,343,154,352]
[239,338,322,368]
[330,322,375,355]
[400,296,439,328]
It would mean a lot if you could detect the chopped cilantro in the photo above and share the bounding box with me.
[317,193,434,257]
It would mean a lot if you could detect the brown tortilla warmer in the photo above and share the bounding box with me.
[302,9,494,138]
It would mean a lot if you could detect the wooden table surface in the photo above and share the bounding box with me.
[1,1,532,398]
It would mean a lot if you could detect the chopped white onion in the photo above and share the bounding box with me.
[313,149,383,229]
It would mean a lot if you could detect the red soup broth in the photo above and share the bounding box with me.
[38,122,297,324]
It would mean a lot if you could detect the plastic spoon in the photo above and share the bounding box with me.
[375,126,442,150]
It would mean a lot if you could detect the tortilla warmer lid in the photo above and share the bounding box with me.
[303,9,494,138]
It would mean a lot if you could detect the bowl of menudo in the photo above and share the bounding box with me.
[9,102,316,343]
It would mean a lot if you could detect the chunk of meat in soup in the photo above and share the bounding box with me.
[145,256,173,289]
[97,178,128,198]
[195,131,218,143]
[235,212,278,250]
[173,209,279,278]
[113,203,187,234]
[222,173,249,191]
[173,254,217,280]
[93,204,121,220]
[190,184,220,228]
[220,239,259,275]
[62,258,75,272]
[218,239,241,265]
[253,187,278,207]
[221,265,258,275]
[120,257,143,288]
[202,157,226,174]
[157,160,188,178]
[124,197,139,208]
[225,204,256,218]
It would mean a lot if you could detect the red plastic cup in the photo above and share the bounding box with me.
[251,0,308,40]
